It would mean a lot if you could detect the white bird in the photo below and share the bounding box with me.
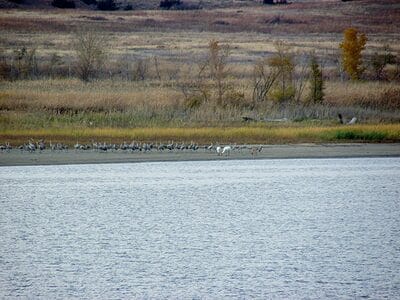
[216,146,222,156]
[347,117,357,125]
[222,145,232,156]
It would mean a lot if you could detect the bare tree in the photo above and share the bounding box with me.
[153,56,162,81]
[47,53,62,78]
[268,41,295,103]
[73,29,108,82]
[207,40,231,106]
[11,46,38,79]
[177,61,211,108]
[293,52,309,103]
[252,58,279,103]
[132,58,149,81]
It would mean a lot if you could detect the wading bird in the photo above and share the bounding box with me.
[222,145,232,156]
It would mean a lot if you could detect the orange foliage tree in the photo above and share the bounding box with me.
[339,28,367,80]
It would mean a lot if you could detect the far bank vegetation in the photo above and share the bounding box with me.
[1,27,400,129]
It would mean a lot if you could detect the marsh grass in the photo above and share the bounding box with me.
[333,130,387,141]
[1,124,399,145]
[1,79,399,128]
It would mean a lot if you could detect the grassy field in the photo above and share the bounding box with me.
[0,0,399,145]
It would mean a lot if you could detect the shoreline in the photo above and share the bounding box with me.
[1,143,399,167]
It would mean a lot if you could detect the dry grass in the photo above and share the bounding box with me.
[1,124,399,145]
[325,81,400,111]
[0,79,399,130]
[1,78,399,117]
[0,79,182,113]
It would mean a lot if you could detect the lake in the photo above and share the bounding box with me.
[1,158,399,299]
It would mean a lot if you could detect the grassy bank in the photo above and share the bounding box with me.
[1,124,399,145]
[1,79,399,130]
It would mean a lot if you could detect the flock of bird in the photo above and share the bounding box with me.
[0,139,264,156]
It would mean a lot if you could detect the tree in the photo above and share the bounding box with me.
[371,45,395,80]
[252,58,279,103]
[268,41,295,103]
[0,49,11,80]
[11,46,38,79]
[339,27,367,80]
[47,53,62,78]
[308,54,324,104]
[73,30,108,81]
[207,40,231,106]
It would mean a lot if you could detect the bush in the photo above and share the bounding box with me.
[271,86,295,103]
[370,45,396,80]
[0,61,11,81]
[51,0,76,8]
[381,88,400,110]
[223,89,246,108]
[185,95,203,109]
[97,0,117,10]
[11,47,38,80]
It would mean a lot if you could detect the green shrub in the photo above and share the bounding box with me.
[270,86,295,103]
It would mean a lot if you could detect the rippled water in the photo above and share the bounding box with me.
[1,158,399,299]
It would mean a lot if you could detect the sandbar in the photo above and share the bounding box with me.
[0,143,399,167]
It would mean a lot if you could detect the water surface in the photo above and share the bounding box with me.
[1,158,399,298]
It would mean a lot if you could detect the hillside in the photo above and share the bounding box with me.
[0,0,346,10]
[2,0,263,10]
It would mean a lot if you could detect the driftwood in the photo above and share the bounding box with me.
[264,118,288,122]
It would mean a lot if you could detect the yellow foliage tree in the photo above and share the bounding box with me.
[339,28,367,80]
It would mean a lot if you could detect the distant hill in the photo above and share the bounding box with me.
[0,0,326,10]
